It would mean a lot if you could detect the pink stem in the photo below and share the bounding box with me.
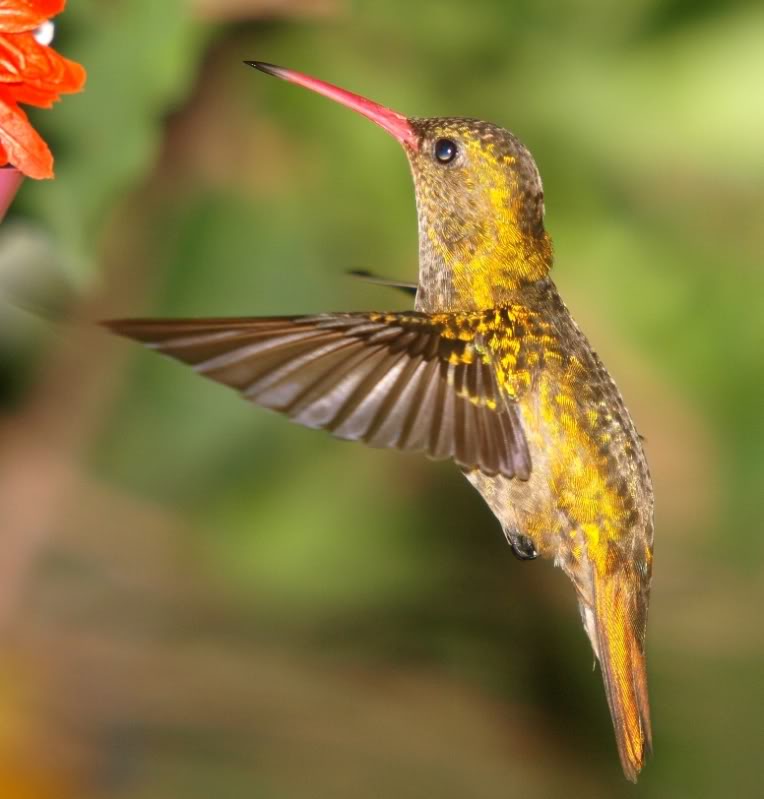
[0,167,24,222]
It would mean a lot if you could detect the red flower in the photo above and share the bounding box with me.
[0,0,85,179]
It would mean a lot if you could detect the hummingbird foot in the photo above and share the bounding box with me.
[505,529,538,560]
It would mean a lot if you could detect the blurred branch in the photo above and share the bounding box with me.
[0,183,164,631]
[0,320,120,630]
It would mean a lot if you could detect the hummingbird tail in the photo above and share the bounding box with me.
[589,570,652,782]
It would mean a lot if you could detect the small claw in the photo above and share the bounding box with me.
[506,530,538,560]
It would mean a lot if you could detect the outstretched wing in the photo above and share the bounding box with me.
[347,269,418,296]
[104,311,531,480]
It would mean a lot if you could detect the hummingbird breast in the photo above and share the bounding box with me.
[419,275,655,780]
[460,280,654,580]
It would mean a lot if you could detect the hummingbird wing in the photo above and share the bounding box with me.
[104,312,531,480]
[347,270,418,296]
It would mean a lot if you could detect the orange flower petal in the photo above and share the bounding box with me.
[0,88,52,177]
[0,4,83,179]
[0,1,65,33]
[0,32,85,93]
[4,81,54,106]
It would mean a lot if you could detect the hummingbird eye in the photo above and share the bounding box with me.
[434,138,458,164]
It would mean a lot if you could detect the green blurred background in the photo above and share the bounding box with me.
[1,0,762,796]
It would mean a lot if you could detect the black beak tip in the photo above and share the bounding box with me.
[244,60,282,77]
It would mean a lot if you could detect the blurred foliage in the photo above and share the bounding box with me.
[0,0,762,797]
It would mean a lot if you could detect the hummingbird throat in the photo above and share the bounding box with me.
[410,146,554,313]
[415,207,553,312]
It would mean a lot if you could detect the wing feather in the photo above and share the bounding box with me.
[104,313,531,480]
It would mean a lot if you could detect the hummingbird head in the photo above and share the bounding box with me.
[404,117,552,309]
[246,62,553,311]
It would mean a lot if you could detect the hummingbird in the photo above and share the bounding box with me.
[105,61,654,781]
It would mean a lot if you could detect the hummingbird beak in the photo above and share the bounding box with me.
[245,61,419,151]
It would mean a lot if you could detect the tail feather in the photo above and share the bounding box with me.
[591,570,652,782]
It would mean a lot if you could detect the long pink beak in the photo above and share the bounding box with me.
[245,61,419,150]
